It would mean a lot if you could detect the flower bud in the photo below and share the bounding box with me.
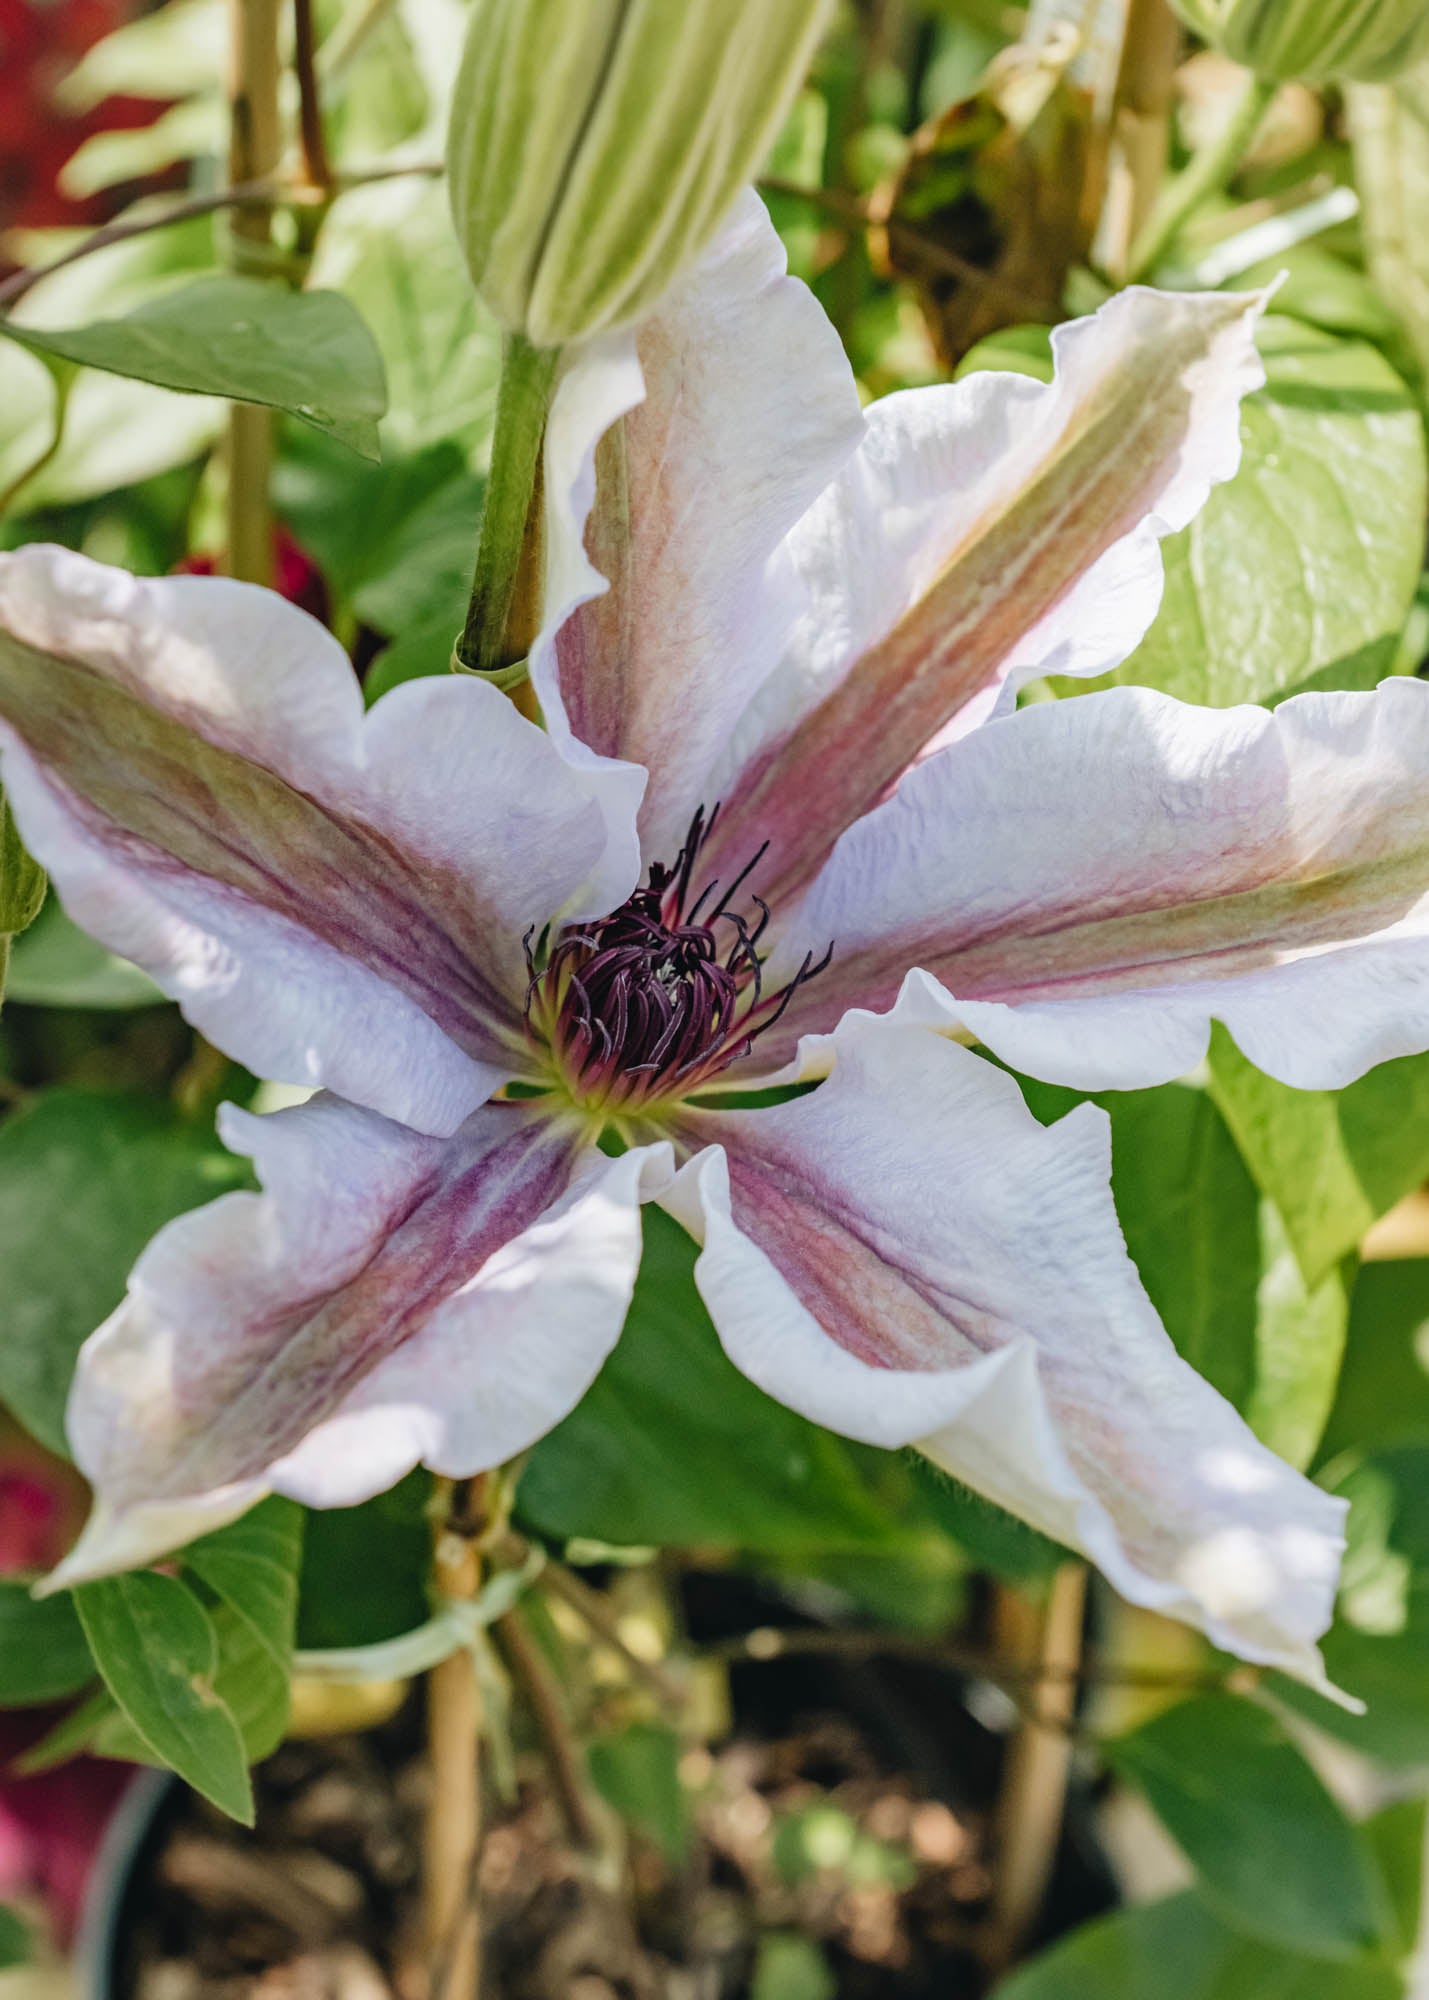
[1171,0,1429,81]
[447,0,832,347]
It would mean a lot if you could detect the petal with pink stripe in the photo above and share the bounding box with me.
[0,546,626,1133]
[660,1022,1345,1684]
[760,677,1429,1091]
[49,1093,669,1587]
[701,284,1265,909]
[532,190,863,864]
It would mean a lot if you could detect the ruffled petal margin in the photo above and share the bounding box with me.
[660,1020,1346,1689]
[0,547,629,1134]
[761,677,1429,1092]
[47,1094,670,1588]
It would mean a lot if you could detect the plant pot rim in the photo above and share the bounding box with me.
[75,1768,175,2000]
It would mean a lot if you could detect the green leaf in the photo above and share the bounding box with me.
[0,218,223,508]
[183,1499,303,1760]
[273,428,480,693]
[296,1473,432,1651]
[1108,318,1425,706]
[1320,1261,1429,1463]
[0,1906,31,1971]
[993,1888,1403,2000]
[1245,1204,1352,1471]
[4,897,164,1008]
[519,1207,910,1555]
[1363,1797,1426,1959]
[74,1570,253,1823]
[1105,1694,1387,1958]
[587,1721,692,1863]
[962,316,1426,708]
[0,1090,252,1453]
[1278,1444,1429,1765]
[311,178,501,459]
[0,1580,93,1704]
[1351,74,1429,389]
[0,276,388,459]
[1017,1074,1343,1452]
[1207,1026,1429,1289]
[1,791,45,937]
[1097,1082,1261,1410]
[274,430,467,611]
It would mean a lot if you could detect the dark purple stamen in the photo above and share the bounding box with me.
[525,807,831,1111]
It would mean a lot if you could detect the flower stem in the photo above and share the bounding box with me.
[454,333,560,678]
[424,1477,488,2000]
[225,0,282,587]
[982,1562,1088,1974]
[293,0,333,193]
[1127,69,1277,281]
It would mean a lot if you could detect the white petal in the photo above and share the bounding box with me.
[49,1091,671,1585]
[531,189,864,862]
[762,676,1429,1091]
[0,546,628,1132]
[661,1021,1345,1684]
[700,285,1266,911]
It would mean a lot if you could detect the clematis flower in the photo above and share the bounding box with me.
[4,196,1423,1688]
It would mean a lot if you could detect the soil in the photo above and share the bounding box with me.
[107,1580,1116,2000]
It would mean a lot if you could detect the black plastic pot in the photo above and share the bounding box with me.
[77,1769,174,2000]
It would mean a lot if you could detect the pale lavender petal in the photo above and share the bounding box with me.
[660,1021,1345,1683]
[700,285,1265,910]
[48,1093,670,1585]
[0,546,626,1132]
[760,677,1429,1091]
[531,189,864,862]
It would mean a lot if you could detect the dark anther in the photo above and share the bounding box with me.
[524,808,831,1109]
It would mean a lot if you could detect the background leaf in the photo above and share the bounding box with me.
[1,275,389,459]
[519,1206,913,1557]
[1207,1028,1429,1289]
[0,1907,31,1971]
[0,1090,251,1454]
[960,316,1426,707]
[5,897,164,1008]
[1105,1694,1387,1958]
[74,1570,253,1823]
[993,1887,1402,2000]
[0,1581,94,1705]
[183,1498,303,1760]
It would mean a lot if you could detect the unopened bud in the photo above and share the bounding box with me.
[447,0,832,348]
[1172,0,1429,81]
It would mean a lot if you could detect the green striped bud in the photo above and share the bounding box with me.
[1172,0,1429,81]
[447,0,832,347]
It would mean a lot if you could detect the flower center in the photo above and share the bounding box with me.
[524,807,830,1115]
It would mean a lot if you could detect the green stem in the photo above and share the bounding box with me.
[1127,70,1277,281]
[455,333,560,678]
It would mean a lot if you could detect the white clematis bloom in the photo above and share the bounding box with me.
[4,195,1416,1691]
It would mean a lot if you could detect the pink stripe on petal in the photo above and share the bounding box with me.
[700,286,1264,908]
[0,548,626,1132]
[662,1022,1344,1684]
[51,1095,668,1585]
[532,191,864,863]
[764,678,1429,1091]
